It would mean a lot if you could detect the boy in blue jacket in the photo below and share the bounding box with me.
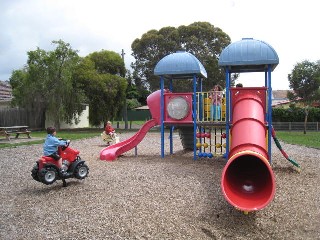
[43,126,68,175]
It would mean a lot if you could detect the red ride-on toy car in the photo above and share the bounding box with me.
[31,140,89,187]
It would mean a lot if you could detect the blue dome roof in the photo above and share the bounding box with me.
[154,51,207,79]
[218,38,279,73]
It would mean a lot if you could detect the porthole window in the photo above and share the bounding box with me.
[167,97,190,120]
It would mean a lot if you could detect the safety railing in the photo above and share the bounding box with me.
[196,91,226,123]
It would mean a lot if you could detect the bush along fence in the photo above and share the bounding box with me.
[272,107,320,122]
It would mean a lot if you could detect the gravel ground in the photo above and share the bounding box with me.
[0,131,319,240]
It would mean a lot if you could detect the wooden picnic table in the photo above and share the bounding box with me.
[0,126,31,141]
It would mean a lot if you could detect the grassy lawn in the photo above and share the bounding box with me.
[0,129,103,149]
[275,131,320,149]
[0,123,146,149]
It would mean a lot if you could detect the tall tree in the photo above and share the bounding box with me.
[73,51,127,126]
[131,22,231,92]
[89,50,126,76]
[288,60,320,134]
[10,40,85,129]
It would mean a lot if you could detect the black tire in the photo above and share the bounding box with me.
[74,163,89,180]
[31,163,40,182]
[38,166,58,185]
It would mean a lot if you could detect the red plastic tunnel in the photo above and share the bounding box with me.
[221,88,276,211]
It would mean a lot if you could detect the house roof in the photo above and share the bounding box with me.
[0,81,12,102]
[271,90,296,107]
[134,106,150,110]
[272,90,292,99]
[271,99,292,107]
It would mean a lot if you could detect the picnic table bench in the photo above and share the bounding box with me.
[0,126,31,141]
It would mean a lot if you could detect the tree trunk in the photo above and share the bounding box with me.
[55,119,61,131]
[303,107,309,134]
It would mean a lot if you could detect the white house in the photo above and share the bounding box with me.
[45,104,90,129]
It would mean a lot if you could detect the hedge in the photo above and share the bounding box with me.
[272,107,320,122]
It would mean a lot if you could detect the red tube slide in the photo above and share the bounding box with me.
[221,87,275,212]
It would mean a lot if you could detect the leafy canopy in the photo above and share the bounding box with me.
[288,60,320,104]
[131,22,231,92]
[73,50,127,126]
[10,40,85,129]
[10,42,129,128]
[288,60,320,133]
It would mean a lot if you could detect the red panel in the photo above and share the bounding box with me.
[164,93,193,124]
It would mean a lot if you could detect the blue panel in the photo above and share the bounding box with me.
[154,51,207,78]
[218,38,279,73]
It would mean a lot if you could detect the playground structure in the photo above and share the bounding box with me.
[100,38,291,212]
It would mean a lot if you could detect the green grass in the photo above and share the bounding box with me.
[275,131,320,149]
[0,123,147,149]
[0,119,149,149]
[0,129,102,149]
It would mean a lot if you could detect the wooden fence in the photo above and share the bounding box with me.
[0,108,45,129]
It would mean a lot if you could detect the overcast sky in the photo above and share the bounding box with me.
[1,0,319,90]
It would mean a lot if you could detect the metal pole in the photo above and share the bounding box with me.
[160,77,165,158]
[267,65,272,163]
[169,78,173,154]
[193,74,197,160]
[225,69,230,159]
[121,49,128,130]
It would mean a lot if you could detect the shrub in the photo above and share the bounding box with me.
[272,107,320,122]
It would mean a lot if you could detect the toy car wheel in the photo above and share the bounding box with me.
[74,163,89,179]
[39,167,58,185]
[31,163,40,182]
